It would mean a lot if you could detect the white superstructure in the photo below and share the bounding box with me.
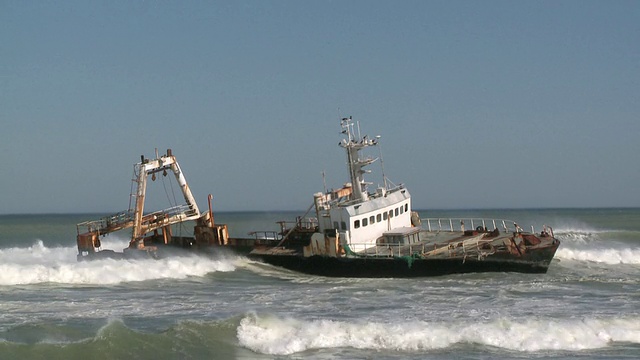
[313,117,412,252]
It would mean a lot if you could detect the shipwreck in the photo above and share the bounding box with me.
[75,149,251,260]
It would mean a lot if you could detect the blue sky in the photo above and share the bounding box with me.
[1,0,638,214]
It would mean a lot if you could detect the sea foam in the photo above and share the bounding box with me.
[237,313,640,355]
[0,240,237,285]
[556,247,640,265]
[553,228,640,265]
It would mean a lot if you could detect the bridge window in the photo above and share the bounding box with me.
[389,210,394,218]
[395,208,399,216]
[354,220,360,229]
[333,221,339,229]
[383,212,388,220]
[370,216,375,224]
[341,221,346,230]
[405,204,408,212]
[400,206,404,214]
[363,218,368,227]
[377,214,382,222]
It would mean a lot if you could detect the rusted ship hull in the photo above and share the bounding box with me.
[248,242,560,278]
[242,117,562,278]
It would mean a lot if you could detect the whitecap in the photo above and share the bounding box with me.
[236,313,640,355]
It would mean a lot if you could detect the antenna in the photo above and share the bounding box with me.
[376,135,388,189]
[322,170,327,194]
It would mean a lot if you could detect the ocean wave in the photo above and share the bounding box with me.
[552,228,640,265]
[554,228,640,245]
[236,313,640,355]
[555,247,640,265]
[554,230,601,244]
[4,313,640,357]
[0,241,238,285]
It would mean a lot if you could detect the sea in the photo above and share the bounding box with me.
[0,208,639,360]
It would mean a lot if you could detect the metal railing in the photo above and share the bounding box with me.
[246,231,282,245]
[420,218,554,237]
[76,205,198,235]
[247,231,281,240]
[335,184,405,207]
[276,218,318,232]
[76,210,134,235]
[349,243,422,257]
[420,218,523,233]
[348,238,495,258]
[105,210,134,227]
[348,242,430,257]
[141,204,198,223]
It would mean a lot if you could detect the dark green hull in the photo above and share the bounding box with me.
[248,242,560,278]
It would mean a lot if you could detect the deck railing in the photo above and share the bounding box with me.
[336,184,405,207]
[277,218,318,232]
[348,238,495,258]
[76,210,133,235]
[76,205,199,235]
[347,242,419,257]
[420,218,525,233]
[347,242,438,257]
[141,205,199,223]
[247,231,281,242]
[420,218,553,236]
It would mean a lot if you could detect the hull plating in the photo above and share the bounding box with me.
[248,244,560,278]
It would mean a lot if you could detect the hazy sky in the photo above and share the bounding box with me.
[1,1,638,214]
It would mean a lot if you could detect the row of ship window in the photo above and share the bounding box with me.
[353,203,409,229]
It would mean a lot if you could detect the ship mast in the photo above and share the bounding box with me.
[339,116,378,202]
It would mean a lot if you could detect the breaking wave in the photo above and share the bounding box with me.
[554,229,603,244]
[556,247,640,265]
[4,313,640,358]
[0,240,238,286]
[236,312,640,355]
[553,228,640,265]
